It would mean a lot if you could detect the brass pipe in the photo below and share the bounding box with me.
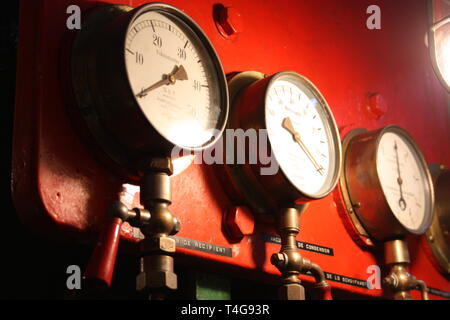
[382,239,429,300]
[415,280,429,301]
[271,206,332,300]
[134,158,181,298]
[303,260,327,286]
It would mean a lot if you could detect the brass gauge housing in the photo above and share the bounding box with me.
[426,164,450,275]
[226,71,342,215]
[341,126,434,241]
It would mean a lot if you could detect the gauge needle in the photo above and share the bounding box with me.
[394,141,407,211]
[136,65,188,98]
[282,117,325,175]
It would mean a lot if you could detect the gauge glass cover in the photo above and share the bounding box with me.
[265,73,339,197]
[376,131,433,233]
[125,10,222,149]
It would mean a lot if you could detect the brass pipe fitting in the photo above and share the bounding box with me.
[271,206,332,300]
[307,262,332,300]
[84,158,180,295]
[134,158,181,298]
[303,259,328,287]
[382,239,429,300]
[416,280,430,301]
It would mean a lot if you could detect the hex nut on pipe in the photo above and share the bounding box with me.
[278,283,305,300]
[136,270,178,291]
[271,253,287,268]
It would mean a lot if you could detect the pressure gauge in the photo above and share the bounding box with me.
[426,165,450,275]
[265,73,340,197]
[71,3,228,178]
[225,71,342,214]
[341,126,434,241]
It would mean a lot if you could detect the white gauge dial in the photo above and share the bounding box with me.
[125,10,222,148]
[265,73,340,197]
[376,131,433,232]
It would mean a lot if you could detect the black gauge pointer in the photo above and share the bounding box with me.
[282,117,325,175]
[136,65,188,98]
[394,141,407,211]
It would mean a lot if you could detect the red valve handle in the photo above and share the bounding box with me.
[317,284,333,300]
[84,217,123,289]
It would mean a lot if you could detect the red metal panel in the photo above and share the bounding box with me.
[12,0,450,298]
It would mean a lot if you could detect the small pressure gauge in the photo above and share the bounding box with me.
[341,126,434,241]
[225,71,342,214]
[70,3,228,178]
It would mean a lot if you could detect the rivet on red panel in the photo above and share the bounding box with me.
[223,206,255,242]
[214,5,243,39]
[366,93,388,120]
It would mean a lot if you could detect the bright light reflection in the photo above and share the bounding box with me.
[432,18,450,89]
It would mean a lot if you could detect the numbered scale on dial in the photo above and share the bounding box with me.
[71,3,228,178]
[341,126,434,241]
[265,73,338,197]
[225,71,342,215]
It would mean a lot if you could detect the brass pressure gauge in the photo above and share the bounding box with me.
[70,3,228,179]
[226,71,342,215]
[341,126,434,241]
[426,164,450,275]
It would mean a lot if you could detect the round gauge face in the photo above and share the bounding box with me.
[125,8,225,149]
[376,129,433,233]
[265,72,341,198]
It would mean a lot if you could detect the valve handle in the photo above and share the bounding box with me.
[84,217,123,289]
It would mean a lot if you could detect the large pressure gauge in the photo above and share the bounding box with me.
[71,3,228,178]
[341,126,434,241]
[225,71,342,214]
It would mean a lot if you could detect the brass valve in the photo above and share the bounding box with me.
[270,206,332,300]
[134,158,180,298]
[382,239,429,300]
[84,157,181,299]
